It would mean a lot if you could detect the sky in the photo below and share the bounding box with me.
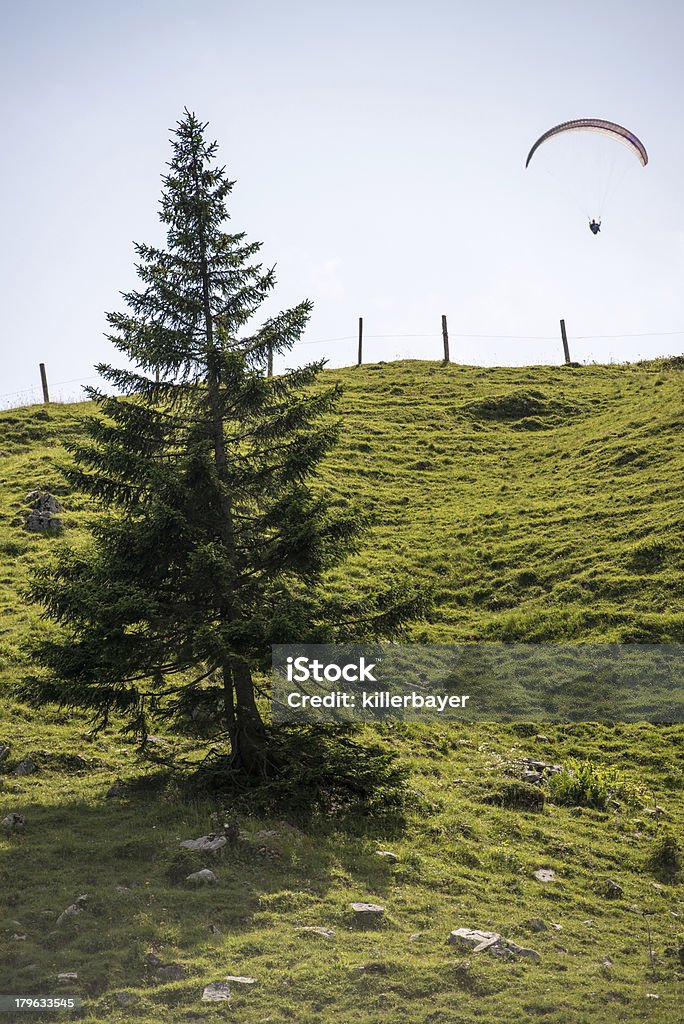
[1,0,683,405]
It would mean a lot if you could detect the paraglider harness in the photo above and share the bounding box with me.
[589,218,601,235]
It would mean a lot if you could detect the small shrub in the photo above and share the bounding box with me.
[646,832,681,880]
[547,759,645,810]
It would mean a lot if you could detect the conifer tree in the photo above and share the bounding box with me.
[26,111,425,774]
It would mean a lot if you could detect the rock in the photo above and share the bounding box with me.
[144,953,163,968]
[224,975,256,985]
[448,928,541,962]
[57,972,78,982]
[202,982,231,1002]
[186,869,218,886]
[24,511,63,533]
[0,744,10,763]
[114,992,138,1008]
[25,491,62,513]
[56,903,86,929]
[551,923,563,931]
[503,940,541,963]
[156,962,187,982]
[350,902,385,920]
[375,850,400,863]
[534,869,556,882]
[535,734,551,743]
[527,919,548,932]
[602,956,614,968]
[645,993,659,999]
[448,928,501,949]
[115,885,131,893]
[11,933,27,941]
[1,812,26,832]
[408,933,423,941]
[208,924,222,936]
[603,878,623,898]
[521,758,562,776]
[13,758,38,776]
[180,834,227,855]
[299,926,335,939]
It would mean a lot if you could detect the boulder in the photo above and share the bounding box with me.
[186,869,218,886]
[13,758,38,776]
[24,511,63,533]
[1,812,26,832]
[202,982,231,1002]
[224,975,256,985]
[375,850,400,863]
[603,878,623,898]
[351,902,385,920]
[448,928,540,962]
[180,834,227,855]
[534,868,556,882]
[448,928,501,949]
[25,490,62,512]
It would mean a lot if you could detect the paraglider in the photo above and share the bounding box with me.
[525,119,648,232]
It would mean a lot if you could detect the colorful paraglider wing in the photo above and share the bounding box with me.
[525,119,648,168]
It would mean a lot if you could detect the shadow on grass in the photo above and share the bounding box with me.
[185,723,411,837]
[0,725,410,1002]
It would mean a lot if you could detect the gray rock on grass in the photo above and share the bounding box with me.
[186,869,218,886]
[534,868,556,882]
[202,981,231,1002]
[351,902,385,921]
[448,927,541,962]
[1,812,26,832]
[180,834,227,855]
[56,897,89,929]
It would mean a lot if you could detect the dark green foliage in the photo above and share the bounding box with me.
[22,112,425,775]
[191,723,410,828]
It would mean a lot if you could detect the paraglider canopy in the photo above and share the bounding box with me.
[525,119,648,169]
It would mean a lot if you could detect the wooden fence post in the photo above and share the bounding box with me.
[442,315,450,364]
[560,319,571,365]
[39,363,50,403]
[357,317,363,366]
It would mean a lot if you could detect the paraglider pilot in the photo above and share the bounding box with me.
[589,219,601,235]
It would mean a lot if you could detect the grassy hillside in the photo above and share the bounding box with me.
[0,360,682,1023]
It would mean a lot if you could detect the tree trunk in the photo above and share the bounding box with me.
[229,659,269,775]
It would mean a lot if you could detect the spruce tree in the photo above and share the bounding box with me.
[25,111,425,775]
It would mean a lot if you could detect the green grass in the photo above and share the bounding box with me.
[1,361,683,1022]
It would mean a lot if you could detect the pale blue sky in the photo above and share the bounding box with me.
[1,0,682,404]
